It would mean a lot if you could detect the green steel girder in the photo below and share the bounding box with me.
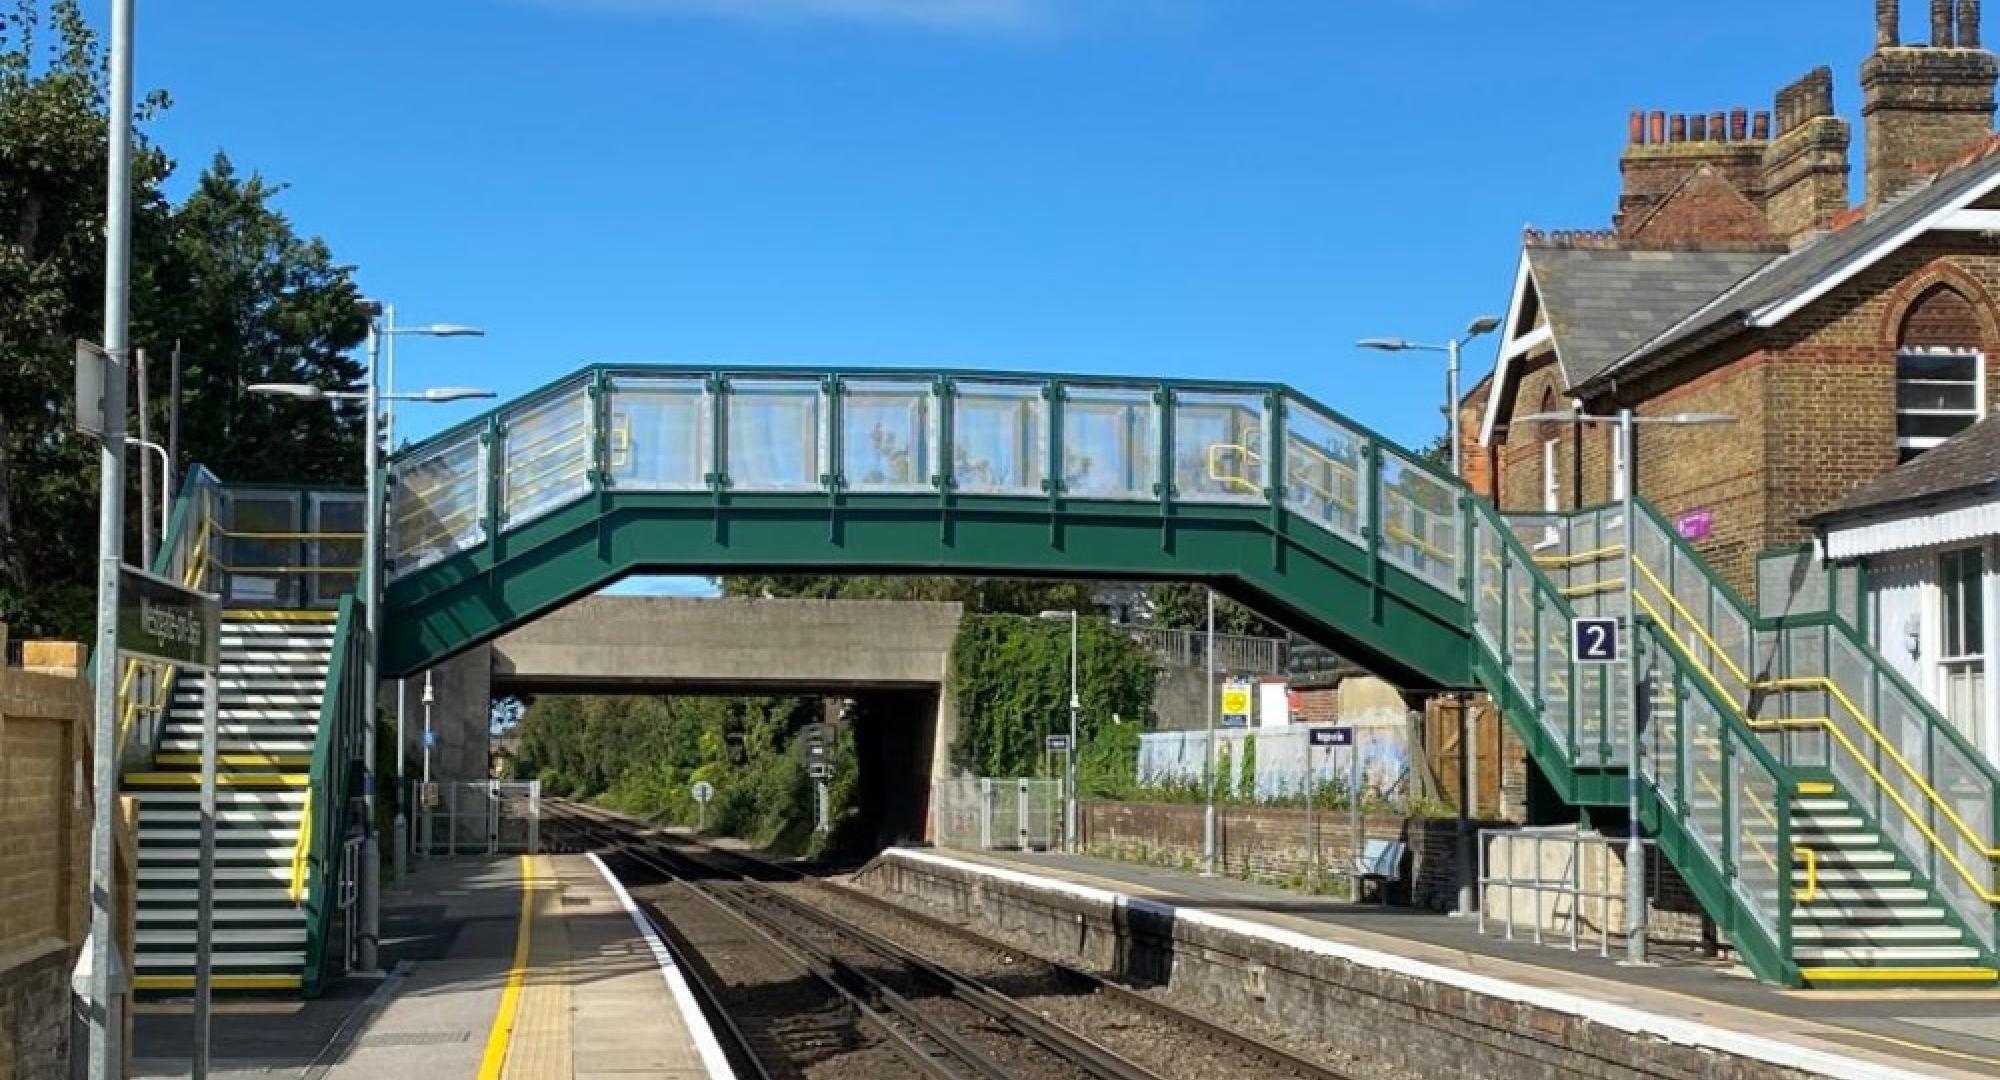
[381,490,1473,687]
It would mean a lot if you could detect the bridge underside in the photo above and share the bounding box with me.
[383,493,1473,690]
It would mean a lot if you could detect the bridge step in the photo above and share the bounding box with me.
[125,616,335,999]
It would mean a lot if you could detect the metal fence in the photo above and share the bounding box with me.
[1122,625,1288,676]
[1477,826,1660,957]
[933,779,1064,852]
[413,780,542,856]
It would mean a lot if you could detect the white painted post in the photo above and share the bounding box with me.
[1981,539,2000,764]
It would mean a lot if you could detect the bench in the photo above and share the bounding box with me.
[1350,838,1408,905]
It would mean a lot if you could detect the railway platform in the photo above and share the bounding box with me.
[886,847,2000,1080]
[132,853,729,1080]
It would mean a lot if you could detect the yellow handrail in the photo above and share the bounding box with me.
[1631,589,2000,904]
[1630,556,2000,866]
[1795,845,1819,904]
[288,798,313,904]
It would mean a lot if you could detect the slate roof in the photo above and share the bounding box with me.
[1526,246,1775,389]
[1580,147,2000,393]
[1815,414,2000,521]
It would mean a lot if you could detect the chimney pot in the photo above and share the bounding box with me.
[1630,109,1646,144]
[1691,113,1710,141]
[1935,0,1955,45]
[1650,111,1667,143]
[1962,0,1983,47]
[1731,108,1750,140]
[1880,0,1902,47]
[1710,110,1728,140]
[1672,114,1689,142]
[1753,111,1772,139]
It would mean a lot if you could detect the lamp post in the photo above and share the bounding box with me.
[376,311,483,883]
[248,377,493,975]
[1516,406,1734,963]
[1039,610,1081,852]
[1361,316,1499,918]
[1203,587,1218,876]
[1357,314,1501,479]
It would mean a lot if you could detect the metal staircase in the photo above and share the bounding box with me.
[129,614,333,992]
[1517,502,2000,987]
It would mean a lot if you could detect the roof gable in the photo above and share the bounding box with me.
[1581,147,2000,393]
[1627,167,1776,245]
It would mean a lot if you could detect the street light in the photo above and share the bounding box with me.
[1039,609,1081,853]
[1357,314,1501,478]
[1361,315,1499,920]
[248,359,493,977]
[1515,405,1734,964]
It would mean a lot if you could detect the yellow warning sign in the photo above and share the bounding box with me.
[1220,681,1252,718]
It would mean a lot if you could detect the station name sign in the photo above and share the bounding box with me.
[118,565,220,670]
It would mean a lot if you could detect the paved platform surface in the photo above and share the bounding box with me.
[930,847,2000,1080]
[133,853,719,1079]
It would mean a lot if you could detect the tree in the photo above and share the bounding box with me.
[1143,583,1282,638]
[721,574,1101,616]
[0,1,366,638]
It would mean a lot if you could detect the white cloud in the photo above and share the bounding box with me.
[531,0,1049,30]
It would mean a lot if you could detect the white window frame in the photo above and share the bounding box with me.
[1896,347,1985,462]
[1937,544,1988,751]
[1610,425,1628,502]
[1538,438,1561,548]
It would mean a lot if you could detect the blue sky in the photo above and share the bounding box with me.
[133,2,1885,593]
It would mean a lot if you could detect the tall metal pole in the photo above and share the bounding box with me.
[420,671,435,860]
[192,668,219,1079]
[357,317,384,975]
[1202,588,1218,876]
[1448,336,1476,918]
[1621,406,1648,964]
[84,2,137,1075]
[137,348,154,565]
[167,340,181,487]
[385,306,410,885]
[1065,610,1080,853]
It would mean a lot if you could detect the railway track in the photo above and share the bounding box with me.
[547,800,1372,1080]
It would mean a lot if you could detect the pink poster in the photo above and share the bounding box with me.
[1677,509,1714,541]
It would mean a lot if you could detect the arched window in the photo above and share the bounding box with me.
[1896,284,1985,463]
[1537,388,1562,529]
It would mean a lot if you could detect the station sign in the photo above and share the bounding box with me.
[807,762,833,780]
[1570,616,1621,665]
[691,780,715,805]
[1309,726,1354,748]
[117,564,219,670]
[1046,734,1071,752]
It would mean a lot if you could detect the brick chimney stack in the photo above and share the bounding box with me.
[1762,67,1852,242]
[1615,97,1773,239]
[1863,0,1998,206]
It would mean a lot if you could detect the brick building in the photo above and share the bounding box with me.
[1477,0,2000,594]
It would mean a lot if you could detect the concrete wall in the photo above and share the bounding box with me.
[0,631,92,1080]
[488,597,963,694]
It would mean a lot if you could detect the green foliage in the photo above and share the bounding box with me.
[514,693,827,846]
[1142,584,1282,638]
[947,613,1155,778]
[1236,734,1257,801]
[0,1,366,639]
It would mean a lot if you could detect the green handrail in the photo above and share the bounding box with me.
[299,594,362,997]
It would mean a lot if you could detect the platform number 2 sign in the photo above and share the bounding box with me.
[1570,617,1621,665]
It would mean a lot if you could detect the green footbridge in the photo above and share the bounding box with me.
[134,364,2000,992]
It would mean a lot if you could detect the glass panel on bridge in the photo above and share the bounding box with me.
[1378,449,1461,595]
[608,375,710,491]
[726,378,825,491]
[308,493,362,606]
[501,382,594,527]
[842,378,936,492]
[222,491,300,606]
[392,428,486,575]
[1061,385,1157,500]
[1281,398,1363,540]
[1174,390,1266,504]
[952,379,1047,496]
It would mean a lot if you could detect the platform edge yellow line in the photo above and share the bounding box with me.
[477,854,536,1080]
